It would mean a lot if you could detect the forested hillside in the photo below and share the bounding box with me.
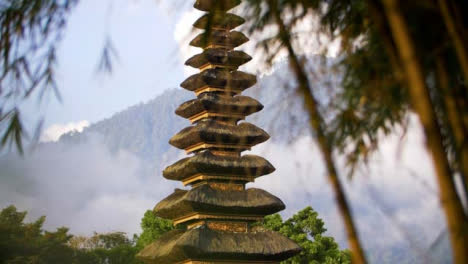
[56,59,324,159]
[59,89,191,164]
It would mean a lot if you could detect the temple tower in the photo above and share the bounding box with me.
[137,0,301,263]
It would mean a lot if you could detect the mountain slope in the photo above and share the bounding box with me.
[59,89,192,163]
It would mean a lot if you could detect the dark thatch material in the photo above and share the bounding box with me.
[169,120,269,150]
[175,94,263,119]
[163,151,275,181]
[194,0,241,12]
[180,68,256,92]
[193,13,245,30]
[190,31,248,49]
[185,48,252,69]
[154,185,285,220]
[136,226,301,264]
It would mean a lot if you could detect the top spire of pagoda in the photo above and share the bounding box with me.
[194,0,241,12]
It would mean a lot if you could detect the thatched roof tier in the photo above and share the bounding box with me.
[190,31,248,49]
[163,151,275,181]
[175,94,263,121]
[136,226,301,264]
[185,48,252,69]
[154,185,285,221]
[193,13,245,30]
[169,120,269,151]
[194,0,241,12]
[180,69,256,92]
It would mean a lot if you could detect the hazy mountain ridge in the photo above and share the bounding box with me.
[57,60,315,159]
[59,89,192,163]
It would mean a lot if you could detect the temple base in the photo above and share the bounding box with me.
[136,226,300,264]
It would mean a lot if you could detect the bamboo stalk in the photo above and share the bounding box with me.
[268,1,368,263]
[435,55,468,203]
[382,0,468,263]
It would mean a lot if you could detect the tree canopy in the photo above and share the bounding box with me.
[0,205,142,264]
[0,205,76,263]
[263,207,351,264]
[134,210,173,251]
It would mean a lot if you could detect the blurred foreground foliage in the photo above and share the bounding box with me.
[239,1,468,262]
[0,0,78,153]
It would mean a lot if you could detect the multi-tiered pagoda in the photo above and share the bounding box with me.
[137,0,300,263]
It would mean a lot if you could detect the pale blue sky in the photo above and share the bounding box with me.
[23,0,191,132]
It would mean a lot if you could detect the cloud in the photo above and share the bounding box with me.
[0,134,178,236]
[41,121,90,142]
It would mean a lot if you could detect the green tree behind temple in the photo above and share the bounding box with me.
[135,210,174,251]
[263,207,351,264]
